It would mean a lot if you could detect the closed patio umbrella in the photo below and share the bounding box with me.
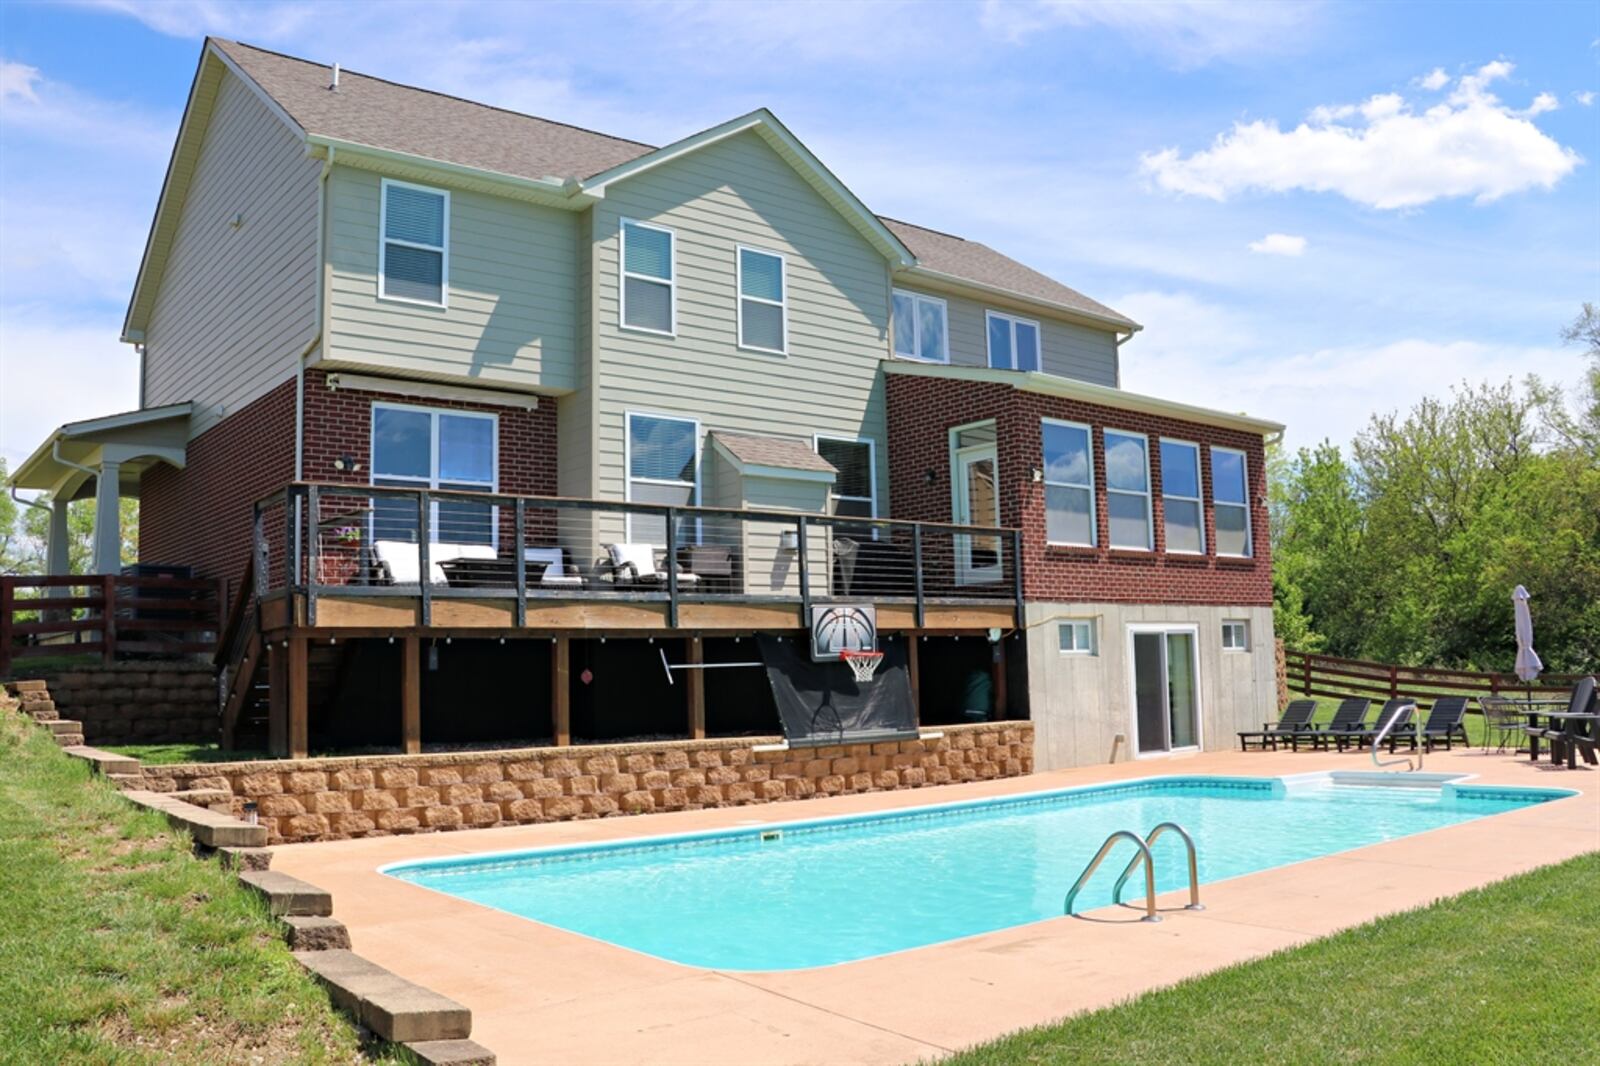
[1513,585,1542,684]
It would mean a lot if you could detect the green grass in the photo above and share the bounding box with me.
[0,704,405,1064]
[943,852,1600,1065]
[103,742,271,765]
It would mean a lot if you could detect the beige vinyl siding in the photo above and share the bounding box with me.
[323,166,578,393]
[894,284,1120,387]
[558,209,597,499]
[590,131,891,514]
[142,68,321,434]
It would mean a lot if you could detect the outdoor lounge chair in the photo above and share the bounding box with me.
[596,543,702,590]
[1410,696,1471,751]
[1348,699,1417,751]
[1237,700,1318,751]
[1526,676,1598,766]
[1293,698,1371,751]
[371,539,496,586]
[523,547,586,590]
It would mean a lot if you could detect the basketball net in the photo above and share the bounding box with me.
[839,648,884,683]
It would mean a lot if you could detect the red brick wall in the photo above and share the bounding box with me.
[886,373,1272,606]
[140,378,296,584]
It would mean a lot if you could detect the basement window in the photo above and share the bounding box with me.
[1059,619,1096,655]
[1222,620,1250,651]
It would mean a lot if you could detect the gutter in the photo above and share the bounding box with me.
[305,134,588,205]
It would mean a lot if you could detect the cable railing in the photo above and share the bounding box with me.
[253,481,1024,628]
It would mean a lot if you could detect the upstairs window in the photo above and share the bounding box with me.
[1042,419,1095,546]
[1104,429,1152,550]
[986,311,1040,372]
[1211,446,1253,557]
[1160,439,1204,554]
[815,435,876,534]
[892,290,948,363]
[621,220,675,335]
[626,412,698,542]
[737,247,787,354]
[371,404,496,546]
[380,180,448,306]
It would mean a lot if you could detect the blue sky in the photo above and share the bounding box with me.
[2,0,1596,472]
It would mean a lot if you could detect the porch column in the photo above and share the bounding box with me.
[91,460,122,574]
[46,496,70,576]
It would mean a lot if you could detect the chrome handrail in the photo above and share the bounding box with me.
[1064,830,1161,922]
[1112,822,1204,912]
[1371,702,1420,772]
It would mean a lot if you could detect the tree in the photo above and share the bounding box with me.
[0,458,37,575]
[18,496,139,574]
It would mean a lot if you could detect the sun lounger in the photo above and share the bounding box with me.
[597,543,702,590]
[1238,700,1318,751]
[1348,700,1416,751]
[1411,696,1470,751]
[1293,698,1371,751]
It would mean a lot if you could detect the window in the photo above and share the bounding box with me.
[815,436,876,532]
[1211,446,1253,557]
[986,311,1040,372]
[1104,429,1152,550]
[379,180,448,306]
[1042,419,1095,546]
[1222,620,1250,651]
[626,412,698,543]
[371,403,496,545]
[737,247,786,353]
[621,220,675,334]
[1160,439,1204,554]
[1059,619,1096,655]
[891,290,948,362]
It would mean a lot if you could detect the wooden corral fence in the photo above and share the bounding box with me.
[1283,647,1588,710]
[0,574,224,674]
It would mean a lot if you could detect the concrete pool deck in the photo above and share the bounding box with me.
[269,746,1599,1065]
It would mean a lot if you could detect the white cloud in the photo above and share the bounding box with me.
[1520,91,1559,117]
[0,59,175,158]
[1416,68,1450,91]
[1248,233,1307,256]
[1140,61,1582,209]
[0,59,41,102]
[72,0,321,39]
[0,310,140,471]
[979,0,1321,67]
[1574,90,1596,107]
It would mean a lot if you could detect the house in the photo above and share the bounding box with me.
[6,39,1283,775]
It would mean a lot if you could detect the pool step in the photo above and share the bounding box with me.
[407,1039,497,1065]
[238,869,332,916]
[294,949,472,1043]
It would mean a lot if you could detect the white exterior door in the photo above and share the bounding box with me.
[1130,625,1202,755]
[953,443,1001,585]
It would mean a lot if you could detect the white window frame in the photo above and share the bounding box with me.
[985,309,1041,371]
[736,245,788,355]
[619,218,677,337]
[1125,622,1205,756]
[1159,437,1205,556]
[1041,417,1096,548]
[1222,620,1250,651]
[1211,445,1254,558]
[369,401,498,547]
[1104,428,1154,551]
[1058,619,1096,655]
[813,433,877,525]
[891,289,949,363]
[378,178,449,308]
[624,410,701,542]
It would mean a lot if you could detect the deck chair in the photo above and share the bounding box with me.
[1478,696,1525,753]
[1349,700,1416,752]
[596,543,701,590]
[1530,677,1598,766]
[371,539,496,586]
[1238,700,1318,751]
[1293,698,1371,751]
[1414,697,1471,751]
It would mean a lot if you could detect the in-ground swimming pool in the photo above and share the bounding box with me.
[382,774,1571,971]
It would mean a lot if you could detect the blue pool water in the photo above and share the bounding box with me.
[383,775,1571,971]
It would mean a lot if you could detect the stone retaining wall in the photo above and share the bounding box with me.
[32,662,217,745]
[140,722,1034,844]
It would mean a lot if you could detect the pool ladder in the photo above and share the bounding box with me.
[1063,822,1204,923]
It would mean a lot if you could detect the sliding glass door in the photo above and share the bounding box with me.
[1131,626,1200,754]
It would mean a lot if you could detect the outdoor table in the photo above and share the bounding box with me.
[436,556,517,589]
[1533,711,1600,769]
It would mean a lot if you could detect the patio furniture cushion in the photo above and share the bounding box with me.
[524,547,585,589]
[373,540,495,586]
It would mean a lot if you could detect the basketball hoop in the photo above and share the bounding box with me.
[839,649,884,683]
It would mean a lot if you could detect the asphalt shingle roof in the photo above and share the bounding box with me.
[711,433,837,475]
[215,39,1133,328]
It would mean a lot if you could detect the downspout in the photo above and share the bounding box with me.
[1113,328,1138,390]
[298,144,335,484]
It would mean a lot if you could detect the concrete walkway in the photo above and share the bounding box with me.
[269,746,1599,1065]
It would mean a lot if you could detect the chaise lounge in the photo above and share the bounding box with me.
[1346,699,1417,751]
[1238,700,1318,751]
[1293,697,1371,751]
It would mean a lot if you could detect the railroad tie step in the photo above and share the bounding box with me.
[123,789,267,848]
[27,705,61,721]
[54,732,86,747]
[5,679,49,694]
[63,746,142,777]
[294,950,472,1043]
[41,718,83,735]
[281,915,351,951]
[238,870,332,917]
[406,1039,497,1065]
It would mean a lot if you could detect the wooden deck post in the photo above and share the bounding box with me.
[992,637,1008,720]
[267,641,288,757]
[907,635,921,728]
[686,636,705,740]
[552,636,571,746]
[287,636,309,760]
[401,636,421,755]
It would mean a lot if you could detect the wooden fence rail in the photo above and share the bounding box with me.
[1283,647,1588,708]
[0,574,224,675]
